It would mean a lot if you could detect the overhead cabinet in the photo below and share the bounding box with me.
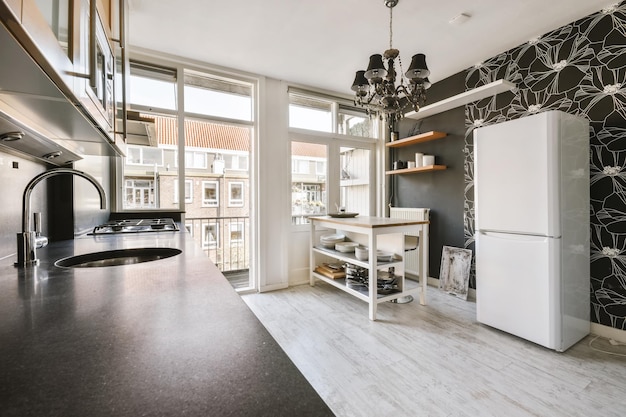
[0,0,127,160]
[2,0,20,20]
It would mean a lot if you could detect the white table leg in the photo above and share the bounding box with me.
[419,224,429,305]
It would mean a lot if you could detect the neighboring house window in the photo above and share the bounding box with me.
[228,182,244,207]
[202,181,219,207]
[185,150,207,169]
[292,158,310,174]
[229,222,244,245]
[124,179,155,208]
[125,145,164,166]
[225,154,249,171]
[203,223,219,248]
[185,223,193,236]
[316,161,325,175]
[174,179,193,204]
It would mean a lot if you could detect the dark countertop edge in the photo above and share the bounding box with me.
[0,230,334,417]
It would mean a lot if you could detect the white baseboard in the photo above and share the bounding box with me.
[259,282,289,293]
[591,322,626,344]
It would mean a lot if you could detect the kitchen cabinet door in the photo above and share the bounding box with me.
[97,0,111,30]
[1,0,22,21]
[20,0,78,95]
[73,0,115,139]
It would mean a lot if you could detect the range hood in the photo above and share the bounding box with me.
[0,20,123,164]
[0,110,81,165]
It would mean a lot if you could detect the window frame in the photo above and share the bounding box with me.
[202,180,219,207]
[228,181,244,207]
[125,145,164,167]
[185,150,208,169]
[290,131,377,230]
[203,223,219,249]
[229,221,244,245]
[288,89,379,138]
[174,179,194,204]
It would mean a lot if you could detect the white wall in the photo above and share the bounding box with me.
[256,78,291,291]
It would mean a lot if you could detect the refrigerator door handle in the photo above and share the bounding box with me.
[479,231,557,241]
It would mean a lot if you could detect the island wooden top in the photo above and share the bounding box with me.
[310,215,429,229]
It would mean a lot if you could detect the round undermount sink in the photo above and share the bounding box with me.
[54,247,182,268]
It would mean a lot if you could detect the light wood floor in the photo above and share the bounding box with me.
[242,282,626,417]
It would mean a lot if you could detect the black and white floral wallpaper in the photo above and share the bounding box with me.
[464,2,626,330]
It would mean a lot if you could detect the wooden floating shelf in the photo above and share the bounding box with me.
[386,165,447,175]
[386,131,447,148]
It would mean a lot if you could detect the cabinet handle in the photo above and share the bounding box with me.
[89,0,97,89]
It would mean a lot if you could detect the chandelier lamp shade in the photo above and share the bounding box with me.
[351,0,430,122]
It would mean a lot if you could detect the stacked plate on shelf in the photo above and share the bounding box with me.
[319,233,345,249]
[335,242,359,252]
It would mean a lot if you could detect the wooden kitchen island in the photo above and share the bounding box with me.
[310,216,429,320]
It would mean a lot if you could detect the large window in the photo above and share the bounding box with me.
[184,71,252,121]
[291,142,327,224]
[122,61,178,211]
[289,90,377,137]
[289,91,377,226]
[338,106,373,137]
[128,61,177,110]
[289,94,332,132]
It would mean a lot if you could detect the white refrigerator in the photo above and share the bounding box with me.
[473,110,590,352]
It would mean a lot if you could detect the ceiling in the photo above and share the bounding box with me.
[127,0,615,96]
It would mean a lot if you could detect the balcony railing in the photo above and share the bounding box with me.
[186,216,250,289]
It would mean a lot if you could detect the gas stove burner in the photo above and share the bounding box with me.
[90,218,179,235]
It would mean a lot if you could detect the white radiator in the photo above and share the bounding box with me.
[389,207,429,277]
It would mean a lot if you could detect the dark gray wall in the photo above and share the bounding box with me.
[73,155,111,234]
[391,72,466,279]
[0,151,47,258]
[0,148,111,260]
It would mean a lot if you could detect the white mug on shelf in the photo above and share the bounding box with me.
[415,153,423,167]
[422,155,435,166]
[407,161,416,168]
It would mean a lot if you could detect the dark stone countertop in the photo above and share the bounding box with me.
[0,230,334,417]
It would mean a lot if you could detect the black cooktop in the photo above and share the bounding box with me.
[90,218,179,235]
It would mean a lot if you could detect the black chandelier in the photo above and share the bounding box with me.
[351,0,430,122]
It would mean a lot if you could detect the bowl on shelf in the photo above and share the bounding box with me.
[376,250,394,262]
[335,242,359,252]
[354,246,368,261]
[320,233,345,249]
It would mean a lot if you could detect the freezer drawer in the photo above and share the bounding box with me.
[476,231,561,349]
